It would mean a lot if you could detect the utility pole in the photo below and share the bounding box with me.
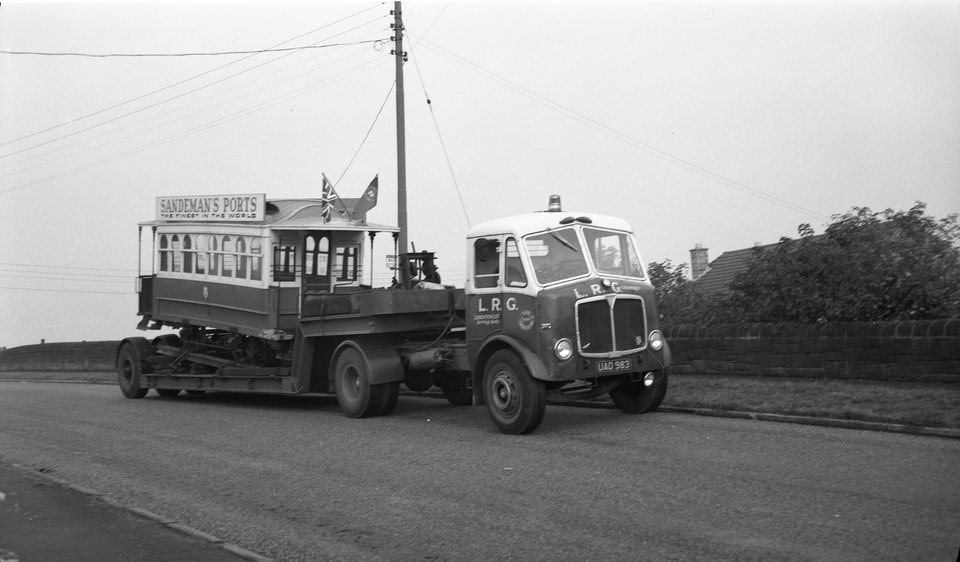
[392,1,410,288]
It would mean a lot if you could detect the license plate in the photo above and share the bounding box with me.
[596,359,633,374]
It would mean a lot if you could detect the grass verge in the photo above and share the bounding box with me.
[664,374,960,429]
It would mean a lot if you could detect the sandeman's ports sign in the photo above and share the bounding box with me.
[157,194,265,222]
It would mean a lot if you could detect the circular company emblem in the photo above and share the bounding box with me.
[518,310,535,331]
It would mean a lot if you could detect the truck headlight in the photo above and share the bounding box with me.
[648,330,664,351]
[554,338,574,361]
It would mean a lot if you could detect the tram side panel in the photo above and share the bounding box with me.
[141,276,301,338]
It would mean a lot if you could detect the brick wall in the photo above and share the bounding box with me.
[662,320,960,382]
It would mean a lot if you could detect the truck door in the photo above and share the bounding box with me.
[467,236,536,355]
[468,236,504,348]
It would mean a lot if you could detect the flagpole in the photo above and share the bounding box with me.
[393,1,410,289]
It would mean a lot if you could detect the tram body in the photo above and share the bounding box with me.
[120,193,670,434]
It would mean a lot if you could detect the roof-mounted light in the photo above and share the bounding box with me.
[547,195,562,212]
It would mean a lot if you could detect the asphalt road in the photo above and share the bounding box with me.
[1,381,958,561]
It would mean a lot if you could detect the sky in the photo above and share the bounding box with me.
[1,0,958,348]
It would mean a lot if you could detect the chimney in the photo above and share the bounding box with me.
[690,243,709,280]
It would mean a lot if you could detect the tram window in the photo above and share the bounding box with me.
[182,235,193,274]
[159,235,169,272]
[474,238,500,289]
[235,237,247,279]
[171,235,182,272]
[208,236,219,276]
[318,237,329,277]
[273,244,296,281]
[195,235,206,275]
[250,238,262,281]
[305,235,330,279]
[222,236,234,277]
[304,236,315,277]
[333,245,358,281]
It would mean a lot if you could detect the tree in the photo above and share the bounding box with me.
[647,259,726,324]
[647,259,687,305]
[728,203,960,322]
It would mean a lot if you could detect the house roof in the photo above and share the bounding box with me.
[693,234,826,294]
[693,242,777,295]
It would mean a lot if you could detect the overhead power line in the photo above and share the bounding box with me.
[411,33,830,222]
[0,286,131,296]
[0,262,136,274]
[0,28,389,179]
[0,55,392,195]
[1,39,384,58]
[0,1,387,150]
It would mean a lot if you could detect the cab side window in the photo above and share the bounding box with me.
[504,237,527,288]
[474,238,501,289]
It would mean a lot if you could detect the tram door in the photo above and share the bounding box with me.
[303,232,331,295]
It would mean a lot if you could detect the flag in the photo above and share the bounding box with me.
[320,174,348,222]
[349,175,379,220]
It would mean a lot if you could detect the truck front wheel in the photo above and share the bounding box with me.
[483,350,546,434]
[334,347,398,418]
[117,343,148,399]
[609,370,668,414]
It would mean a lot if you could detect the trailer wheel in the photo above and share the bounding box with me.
[483,350,546,434]
[335,347,397,418]
[609,370,668,414]
[117,343,148,399]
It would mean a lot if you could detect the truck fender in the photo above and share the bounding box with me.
[331,339,405,387]
[471,335,550,406]
[116,337,153,368]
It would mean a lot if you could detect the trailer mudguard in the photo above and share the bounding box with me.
[332,339,405,386]
[116,337,153,368]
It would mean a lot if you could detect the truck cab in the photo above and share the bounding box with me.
[465,196,670,433]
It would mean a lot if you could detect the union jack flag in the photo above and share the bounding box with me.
[320,174,347,222]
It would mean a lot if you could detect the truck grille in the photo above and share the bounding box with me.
[576,296,647,356]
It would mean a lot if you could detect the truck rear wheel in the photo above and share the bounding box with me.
[335,347,397,418]
[483,350,546,434]
[609,370,668,414]
[372,381,400,416]
[117,343,148,399]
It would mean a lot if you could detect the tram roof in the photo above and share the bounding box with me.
[143,198,399,233]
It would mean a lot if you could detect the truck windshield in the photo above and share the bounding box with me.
[525,228,590,284]
[583,227,646,279]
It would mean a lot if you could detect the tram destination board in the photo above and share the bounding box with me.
[156,194,265,222]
